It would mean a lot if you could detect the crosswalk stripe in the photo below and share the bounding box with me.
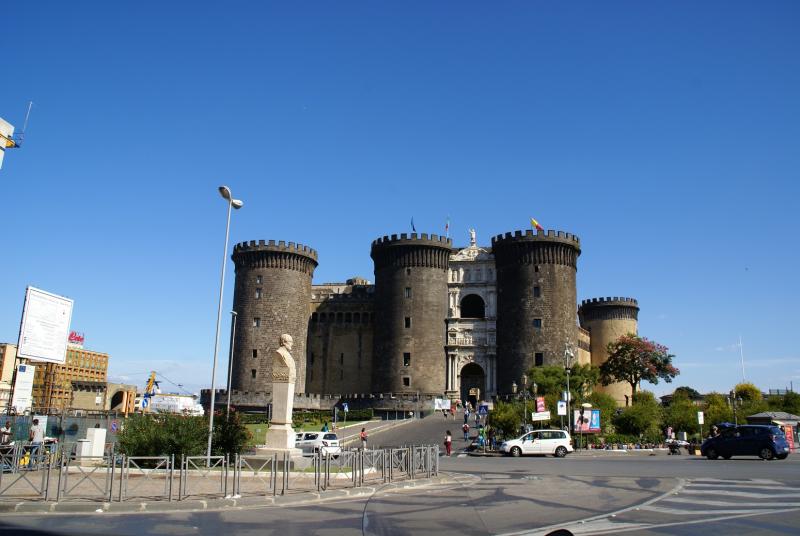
[679,489,800,499]
[641,505,788,516]
[662,496,800,508]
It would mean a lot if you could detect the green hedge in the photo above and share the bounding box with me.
[238,408,374,426]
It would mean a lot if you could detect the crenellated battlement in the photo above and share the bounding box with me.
[579,297,639,308]
[371,233,453,271]
[233,239,318,260]
[578,296,639,323]
[491,229,581,247]
[371,233,452,248]
[491,229,581,269]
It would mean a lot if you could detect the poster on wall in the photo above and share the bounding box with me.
[17,286,73,364]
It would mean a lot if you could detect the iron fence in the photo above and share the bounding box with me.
[0,445,439,503]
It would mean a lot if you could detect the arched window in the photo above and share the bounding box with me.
[460,294,486,318]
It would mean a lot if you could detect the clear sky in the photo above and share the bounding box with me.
[2,1,798,398]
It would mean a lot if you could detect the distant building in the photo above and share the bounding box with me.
[0,343,18,412]
[31,346,109,412]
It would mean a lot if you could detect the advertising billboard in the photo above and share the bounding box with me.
[573,409,601,433]
[17,287,73,364]
[10,363,35,413]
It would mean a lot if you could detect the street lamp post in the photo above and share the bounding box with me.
[521,375,528,432]
[563,343,575,435]
[225,311,238,418]
[207,186,243,462]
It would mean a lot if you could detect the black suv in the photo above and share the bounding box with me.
[701,424,790,460]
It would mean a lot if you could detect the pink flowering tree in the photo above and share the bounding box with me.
[600,334,679,397]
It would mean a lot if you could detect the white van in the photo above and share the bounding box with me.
[500,430,573,457]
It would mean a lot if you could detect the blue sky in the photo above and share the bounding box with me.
[2,1,798,397]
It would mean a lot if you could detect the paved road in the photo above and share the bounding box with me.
[2,418,798,535]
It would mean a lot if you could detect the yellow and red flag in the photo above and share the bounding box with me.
[530,217,544,232]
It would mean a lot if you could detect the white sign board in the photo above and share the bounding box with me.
[557,401,567,416]
[697,411,704,425]
[433,398,452,411]
[10,363,35,413]
[531,411,551,422]
[17,287,73,364]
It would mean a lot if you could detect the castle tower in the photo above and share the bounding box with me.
[371,233,452,394]
[492,230,581,394]
[578,297,639,406]
[231,240,318,394]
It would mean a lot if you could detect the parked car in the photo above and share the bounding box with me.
[295,432,342,456]
[701,424,790,460]
[500,430,573,457]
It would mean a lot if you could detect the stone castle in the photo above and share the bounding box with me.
[224,228,640,408]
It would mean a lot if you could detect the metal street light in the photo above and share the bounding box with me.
[225,311,238,418]
[207,185,243,462]
[563,343,575,435]
[521,375,529,431]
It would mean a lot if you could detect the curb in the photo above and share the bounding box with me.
[0,475,453,515]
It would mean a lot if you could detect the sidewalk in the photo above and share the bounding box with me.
[0,474,454,515]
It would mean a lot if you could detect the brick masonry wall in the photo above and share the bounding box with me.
[371,235,451,394]
[493,232,581,394]
[231,243,317,394]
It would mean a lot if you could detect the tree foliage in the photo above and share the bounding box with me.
[600,334,678,395]
[672,386,702,400]
[527,364,599,401]
[767,392,800,415]
[663,391,700,435]
[733,382,762,401]
[702,392,733,426]
[489,401,522,438]
[586,391,618,434]
[611,391,663,440]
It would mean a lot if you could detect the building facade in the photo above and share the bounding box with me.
[0,343,17,412]
[31,347,109,412]
[226,228,639,407]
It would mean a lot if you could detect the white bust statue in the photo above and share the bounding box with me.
[469,228,477,246]
[272,334,296,384]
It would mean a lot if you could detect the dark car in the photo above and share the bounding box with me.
[701,424,790,460]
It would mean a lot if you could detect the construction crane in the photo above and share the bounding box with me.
[0,102,33,170]
[141,371,160,412]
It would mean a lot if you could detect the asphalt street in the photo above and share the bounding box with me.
[1,417,798,536]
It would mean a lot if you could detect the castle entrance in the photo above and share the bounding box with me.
[460,363,485,409]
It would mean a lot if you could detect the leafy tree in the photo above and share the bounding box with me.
[600,334,678,396]
[612,391,663,440]
[212,410,252,456]
[663,391,700,435]
[489,401,522,438]
[733,382,762,401]
[767,392,800,415]
[527,364,599,401]
[672,386,702,401]
[586,391,618,434]
[702,392,733,427]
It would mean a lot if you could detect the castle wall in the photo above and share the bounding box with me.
[230,240,317,394]
[492,230,581,394]
[578,297,639,406]
[307,284,374,394]
[371,234,452,394]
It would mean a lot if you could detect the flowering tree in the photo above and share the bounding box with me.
[600,334,678,396]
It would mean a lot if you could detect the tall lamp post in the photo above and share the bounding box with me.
[207,186,243,462]
[563,343,575,435]
[225,310,238,418]
[522,375,529,432]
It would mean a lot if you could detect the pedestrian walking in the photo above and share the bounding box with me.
[444,430,452,456]
[359,427,368,450]
[463,409,469,425]
[450,406,456,419]
[462,423,470,441]
[321,421,329,432]
[28,418,44,467]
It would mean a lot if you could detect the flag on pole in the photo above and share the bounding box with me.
[530,217,544,232]
[411,217,416,233]
[445,216,450,238]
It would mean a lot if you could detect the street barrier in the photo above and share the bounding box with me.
[0,445,439,504]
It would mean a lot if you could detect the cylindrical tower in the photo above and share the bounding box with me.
[578,297,639,406]
[371,233,452,394]
[492,229,581,394]
[231,240,318,394]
